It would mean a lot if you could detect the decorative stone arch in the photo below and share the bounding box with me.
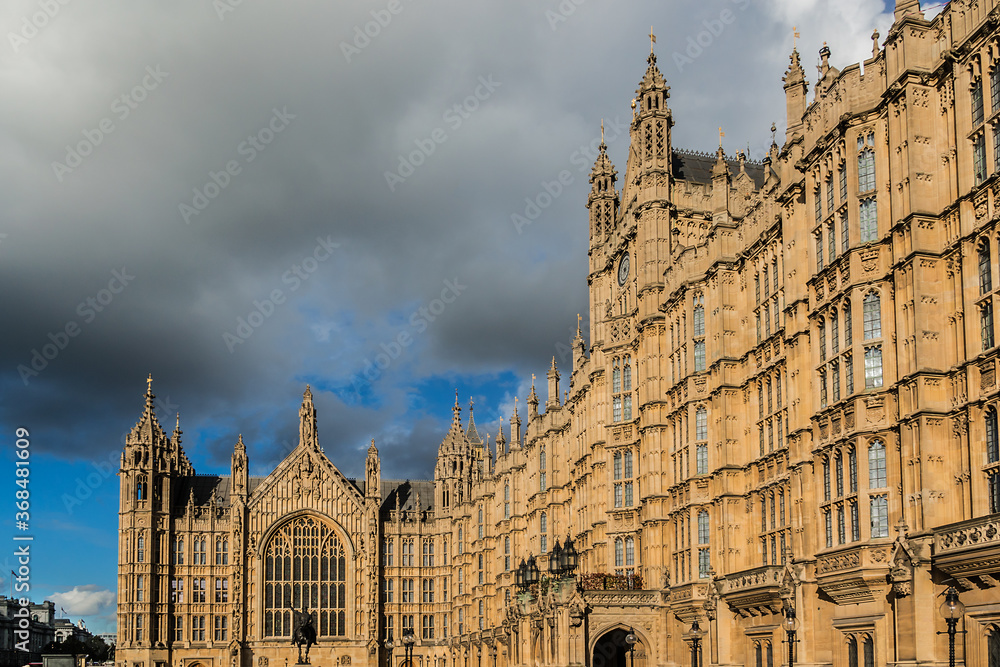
[590,623,651,667]
[255,510,355,640]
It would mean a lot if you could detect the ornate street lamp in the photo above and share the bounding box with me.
[938,586,965,667]
[549,540,564,576]
[561,537,579,574]
[402,629,416,667]
[384,633,394,667]
[625,627,637,667]
[782,606,800,667]
[690,620,705,667]
[525,555,540,588]
[515,559,528,592]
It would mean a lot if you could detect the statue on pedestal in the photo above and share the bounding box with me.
[291,607,317,664]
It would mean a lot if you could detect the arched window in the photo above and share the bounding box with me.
[457,528,463,555]
[869,440,887,488]
[988,407,999,463]
[614,538,624,567]
[986,624,1000,667]
[193,536,207,565]
[478,506,484,539]
[693,293,705,336]
[847,636,858,667]
[831,311,840,354]
[540,512,548,553]
[844,300,853,346]
[137,535,145,563]
[539,447,547,492]
[863,292,881,340]
[981,241,993,294]
[819,317,827,360]
[612,358,621,393]
[863,634,875,667]
[504,483,510,519]
[215,538,228,565]
[136,475,147,501]
[697,511,709,544]
[696,407,707,440]
[263,515,347,638]
[625,537,635,566]
[623,355,632,391]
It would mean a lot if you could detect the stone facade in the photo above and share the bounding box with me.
[117,1,1000,665]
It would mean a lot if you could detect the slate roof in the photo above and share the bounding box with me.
[672,149,766,189]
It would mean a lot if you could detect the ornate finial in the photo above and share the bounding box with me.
[871,28,880,58]
[771,122,777,144]
[649,26,656,54]
[455,389,459,406]
[718,127,725,148]
[175,413,181,432]
[469,398,475,412]
[600,119,605,144]
[792,25,800,50]
[147,373,153,394]
[531,374,535,388]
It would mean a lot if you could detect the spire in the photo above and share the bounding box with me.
[126,375,167,448]
[299,385,319,450]
[783,47,808,142]
[496,416,506,455]
[436,391,469,459]
[547,357,561,411]
[232,434,248,496]
[587,128,619,244]
[528,377,540,419]
[466,400,483,447]
[172,413,182,446]
[511,398,522,448]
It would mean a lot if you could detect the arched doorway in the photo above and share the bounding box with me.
[592,627,646,667]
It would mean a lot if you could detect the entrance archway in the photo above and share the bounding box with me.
[592,627,646,667]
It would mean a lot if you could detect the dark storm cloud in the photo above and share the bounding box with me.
[1,0,893,474]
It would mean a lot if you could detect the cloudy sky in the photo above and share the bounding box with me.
[0,0,918,634]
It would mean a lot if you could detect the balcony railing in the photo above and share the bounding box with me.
[578,572,645,591]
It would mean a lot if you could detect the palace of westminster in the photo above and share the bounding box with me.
[116,2,1000,665]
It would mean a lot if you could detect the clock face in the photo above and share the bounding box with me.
[618,253,630,286]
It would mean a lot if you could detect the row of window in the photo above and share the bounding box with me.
[382,577,443,604]
[167,577,228,603]
[161,536,228,566]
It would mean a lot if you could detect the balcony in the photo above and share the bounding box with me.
[814,543,892,604]
[721,565,785,617]
[933,515,1000,588]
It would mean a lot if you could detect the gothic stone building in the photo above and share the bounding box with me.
[118,1,1000,665]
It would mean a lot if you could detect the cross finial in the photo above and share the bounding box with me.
[577,313,582,333]
[718,127,725,148]
[600,119,604,144]
[146,373,153,394]
[531,373,536,387]
[649,26,655,53]
[792,26,800,49]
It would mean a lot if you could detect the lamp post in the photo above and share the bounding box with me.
[690,620,705,667]
[402,629,416,667]
[782,606,800,667]
[625,628,637,667]
[384,634,394,667]
[549,540,564,576]
[938,586,965,667]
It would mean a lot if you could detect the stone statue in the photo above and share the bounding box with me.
[291,606,317,664]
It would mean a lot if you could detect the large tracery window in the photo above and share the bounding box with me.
[263,516,347,638]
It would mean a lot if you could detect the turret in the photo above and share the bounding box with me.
[711,146,732,223]
[434,393,473,510]
[510,400,522,449]
[527,380,540,420]
[496,418,506,458]
[231,434,248,497]
[631,52,673,178]
[546,357,561,411]
[587,124,619,246]
[783,48,808,142]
